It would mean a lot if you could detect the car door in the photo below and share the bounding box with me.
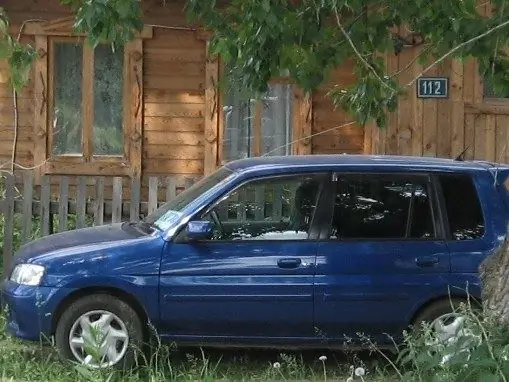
[158,172,328,343]
[313,172,451,346]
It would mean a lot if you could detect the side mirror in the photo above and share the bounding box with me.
[185,220,213,241]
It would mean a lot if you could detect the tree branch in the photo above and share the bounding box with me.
[407,18,509,87]
[333,6,394,92]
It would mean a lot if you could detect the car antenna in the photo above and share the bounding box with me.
[454,146,470,161]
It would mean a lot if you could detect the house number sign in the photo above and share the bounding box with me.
[417,77,449,99]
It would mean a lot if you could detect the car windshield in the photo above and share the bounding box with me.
[143,166,234,231]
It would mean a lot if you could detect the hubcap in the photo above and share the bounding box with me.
[68,310,129,368]
[430,313,466,343]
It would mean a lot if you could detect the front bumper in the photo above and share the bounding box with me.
[1,279,68,341]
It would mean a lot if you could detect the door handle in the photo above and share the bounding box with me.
[415,255,439,267]
[277,258,302,269]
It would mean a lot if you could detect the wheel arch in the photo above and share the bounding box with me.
[409,293,482,325]
[51,286,150,336]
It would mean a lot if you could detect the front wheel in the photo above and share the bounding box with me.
[55,294,144,369]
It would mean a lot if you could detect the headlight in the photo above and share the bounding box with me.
[9,264,45,286]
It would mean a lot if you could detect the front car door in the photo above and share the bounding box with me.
[314,171,451,346]
[159,171,328,345]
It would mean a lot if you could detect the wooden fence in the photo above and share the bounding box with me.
[0,171,292,274]
[0,172,198,273]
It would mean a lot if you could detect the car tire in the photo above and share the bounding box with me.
[411,297,479,342]
[54,293,144,370]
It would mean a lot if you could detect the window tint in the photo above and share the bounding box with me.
[329,175,435,240]
[200,174,323,241]
[439,174,485,240]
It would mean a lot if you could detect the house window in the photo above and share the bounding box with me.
[50,38,125,158]
[222,81,294,162]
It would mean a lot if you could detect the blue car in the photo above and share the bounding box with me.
[2,154,509,368]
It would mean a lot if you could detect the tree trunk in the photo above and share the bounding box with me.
[479,233,509,320]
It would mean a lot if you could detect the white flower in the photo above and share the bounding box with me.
[354,367,365,377]
[319,355,327,362]
[346,377,354,382]
[273,362,281,369]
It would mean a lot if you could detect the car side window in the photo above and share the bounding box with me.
[329,174,435,240]
[439,174,485,240]
[200,174,323,241]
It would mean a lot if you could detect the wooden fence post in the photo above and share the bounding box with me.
[3,174,15,273]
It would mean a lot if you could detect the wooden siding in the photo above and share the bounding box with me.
[312,60,365,155]
[1,0,507,203]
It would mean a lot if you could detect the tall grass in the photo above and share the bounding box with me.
[5,299,509,381]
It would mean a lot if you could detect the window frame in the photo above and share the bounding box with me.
[25,18,152,177]
[216,64,313,168]
[319,171,442,242]
[434,172,486,241]
[174,172,330,243]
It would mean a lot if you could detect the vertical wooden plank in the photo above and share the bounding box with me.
[252,100,262,157]
[272,185,283,220]
[411,49,424,156]
[485,115,497,162]
[40,175,51,237]
[474,115,486,160]
[3,174,15,273]
[495,116,508,163]
[94,177,104,226]
[293,89,313,155]
[396,38,413,155]
[148,177,159,215]
[204,39,219,175]
[450,59,465,158]
[21,172,34,244]
[76,176,87,228]
[112,177,123,223]
[464,114,476,160]
[127,39,143,179]
[254,187,265,220]
[422,65,438,157]
[436,60,452,158]
[58,176,69,232]
[82,44,94,161]
[33,36,48,183]
[386,38,399,154]
[130,177,141,221]
[165,177,176,202]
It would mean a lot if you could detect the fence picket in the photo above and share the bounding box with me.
[148,177,158,215]
[21,172,33,244]
[58,176,69,232]
[3,174,15,272]
[40,175,51,237]
[94,177,104,226]
[76,177,87,229]
[112,177,123,223]
[130,178,141,221]
[165,177,176,202]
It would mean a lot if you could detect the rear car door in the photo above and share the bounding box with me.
[313,172,451,346]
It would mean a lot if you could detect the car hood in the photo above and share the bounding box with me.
[12,223,148,266]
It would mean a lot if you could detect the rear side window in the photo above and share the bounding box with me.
[439,174,485,240]
[329,174,435,240]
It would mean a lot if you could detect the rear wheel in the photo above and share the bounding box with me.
[55,294,144,369]
[411,298,479,344]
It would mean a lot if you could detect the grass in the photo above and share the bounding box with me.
[0,314,395,382]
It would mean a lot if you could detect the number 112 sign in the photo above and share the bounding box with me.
[417,77,449,99]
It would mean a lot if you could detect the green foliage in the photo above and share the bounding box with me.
[0,7,37,92]
[60,0,143,49]
[186,0,509,127]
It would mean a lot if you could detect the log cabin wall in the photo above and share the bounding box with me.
[2,0,503,204]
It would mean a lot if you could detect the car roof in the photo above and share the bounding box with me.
[224,154,501,173]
